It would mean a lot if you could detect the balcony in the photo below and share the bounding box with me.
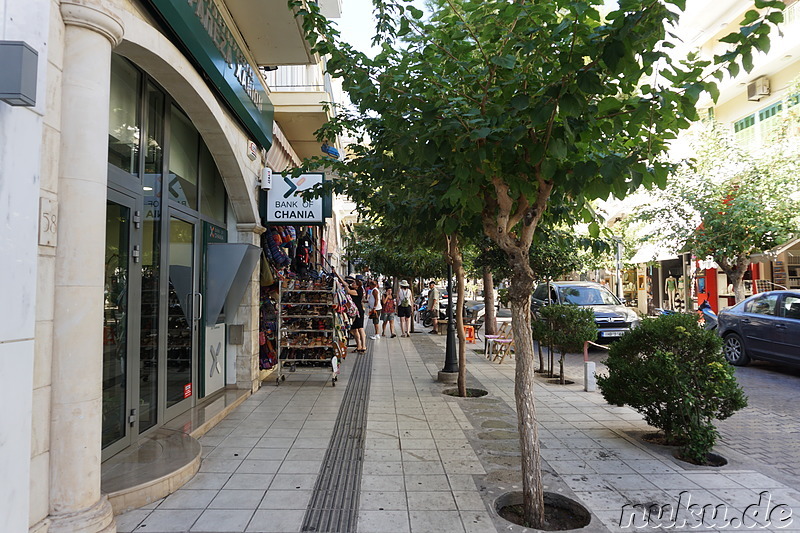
[265,65,336,161]
[224,0,321,66]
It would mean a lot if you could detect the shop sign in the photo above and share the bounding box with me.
[265,173,327,224]
[183,383,193,398]
[147,0,274,150]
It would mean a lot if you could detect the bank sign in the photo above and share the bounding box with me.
[266,173,325,224]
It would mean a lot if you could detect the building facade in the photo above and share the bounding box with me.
[0,0,341,531]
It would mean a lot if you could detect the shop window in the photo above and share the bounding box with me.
[168,105,199,209]
[108,55,141,176]
[199,144,226,222]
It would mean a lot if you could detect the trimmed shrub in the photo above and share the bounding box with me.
[536,305,597,383]
[597,313,747,464]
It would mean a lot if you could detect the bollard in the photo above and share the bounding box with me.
[584,361,596,392]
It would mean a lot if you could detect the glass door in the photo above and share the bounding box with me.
[165,215,197,416]
[103,195,138,457]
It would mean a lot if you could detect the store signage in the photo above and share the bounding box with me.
[183,383,193,398]
[147,0,274,150]
[265,173,326,224]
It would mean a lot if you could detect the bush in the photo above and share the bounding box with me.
[536,305,597,382]
[597,313,747,464]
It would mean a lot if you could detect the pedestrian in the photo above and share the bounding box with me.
[366,279,382,339]
[427,280,440,334]
[381,287,398,338]
[338,274,366,353]
[397,280,413,337]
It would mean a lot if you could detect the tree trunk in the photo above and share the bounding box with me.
[720,256,750,303]
[482,265,498,335]
[447,235,468,398]
[508,271,545,528]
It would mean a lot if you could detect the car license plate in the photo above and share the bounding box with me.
[601,331,625,337]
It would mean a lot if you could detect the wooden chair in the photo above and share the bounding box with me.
[484,322,510,359]
[492,332,515,364]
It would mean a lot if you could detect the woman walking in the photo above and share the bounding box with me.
[381,287,397,338]
[339,274,366,353]
[397,280,413,337]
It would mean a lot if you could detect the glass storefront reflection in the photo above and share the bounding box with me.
[167,218,194,407]
[103,202,130,448]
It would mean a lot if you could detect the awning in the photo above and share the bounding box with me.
[750,237,800,262]
[206,243,261,325]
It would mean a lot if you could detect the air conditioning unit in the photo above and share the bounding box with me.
[747,77,770,101]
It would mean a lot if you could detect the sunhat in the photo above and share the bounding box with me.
[400,280,409,287]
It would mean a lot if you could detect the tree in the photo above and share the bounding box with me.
[344,223,446,280]
[629,121,800,302]
[291,0,782,526]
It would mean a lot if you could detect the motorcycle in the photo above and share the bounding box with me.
[654,301,717,331]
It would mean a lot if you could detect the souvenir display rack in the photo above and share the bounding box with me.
[275,275,350,386]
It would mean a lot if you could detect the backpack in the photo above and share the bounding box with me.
[400,289,411,307]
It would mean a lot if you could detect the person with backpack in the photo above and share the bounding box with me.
[366,279,382,340]
[397,280,413,337]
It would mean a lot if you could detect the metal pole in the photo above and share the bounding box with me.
[615,237,623,300]
[442,264,458,373]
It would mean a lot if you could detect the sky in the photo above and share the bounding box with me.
[337,0,621,56]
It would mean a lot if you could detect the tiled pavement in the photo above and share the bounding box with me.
[116,325,800,533]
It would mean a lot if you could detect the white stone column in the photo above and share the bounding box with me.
[48,2,123,532]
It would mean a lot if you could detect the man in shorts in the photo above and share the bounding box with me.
[427,281,440,334]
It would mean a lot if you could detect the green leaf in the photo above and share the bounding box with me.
[541,158,557,179]
[511,93,530,111]
[548,138,567,159]
[490,55,517,69]
[602,39,626,71]
[588,221,600,238]
[407,6,423,19]
[471,127,492,140]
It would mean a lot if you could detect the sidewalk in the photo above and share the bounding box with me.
[115,327,800,533]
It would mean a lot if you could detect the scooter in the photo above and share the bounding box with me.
[698,300,718,331]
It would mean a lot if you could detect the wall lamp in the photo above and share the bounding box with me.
[0,41,38,107]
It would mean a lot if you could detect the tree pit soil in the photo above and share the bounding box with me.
[641,432,686,447]
[674,451,728,467]
[547,379,575,385]
[442,387,488,398]
[496,491,592,531]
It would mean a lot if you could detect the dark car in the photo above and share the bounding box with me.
[718,290,800,366]
[531,281,640,342]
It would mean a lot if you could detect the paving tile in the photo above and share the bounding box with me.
[361,474,405,492]
[405,474,451,492]
[199,458,243,473]
[135,509,203,532]
[182,473,231,491]
[362,460,404,476]
[159,489,218,509]
[115,510,150,532]
[246,448,288,461]
[453,491,488,511]
[190,509,254,532]
[460,511,497,533]
[258,490,313,510]
[269,473,318,491]
[359,491,408,511]
[409,510,465,533]
[223,473,275,490]
[357,510,410,533]
[208,489,265,510]
[246,509,305,532]
[235,459,282,474]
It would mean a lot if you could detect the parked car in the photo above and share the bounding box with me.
[718,290,800,366]
[531,281,640,342]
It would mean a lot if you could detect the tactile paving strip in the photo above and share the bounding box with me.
[301,344,373,532]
